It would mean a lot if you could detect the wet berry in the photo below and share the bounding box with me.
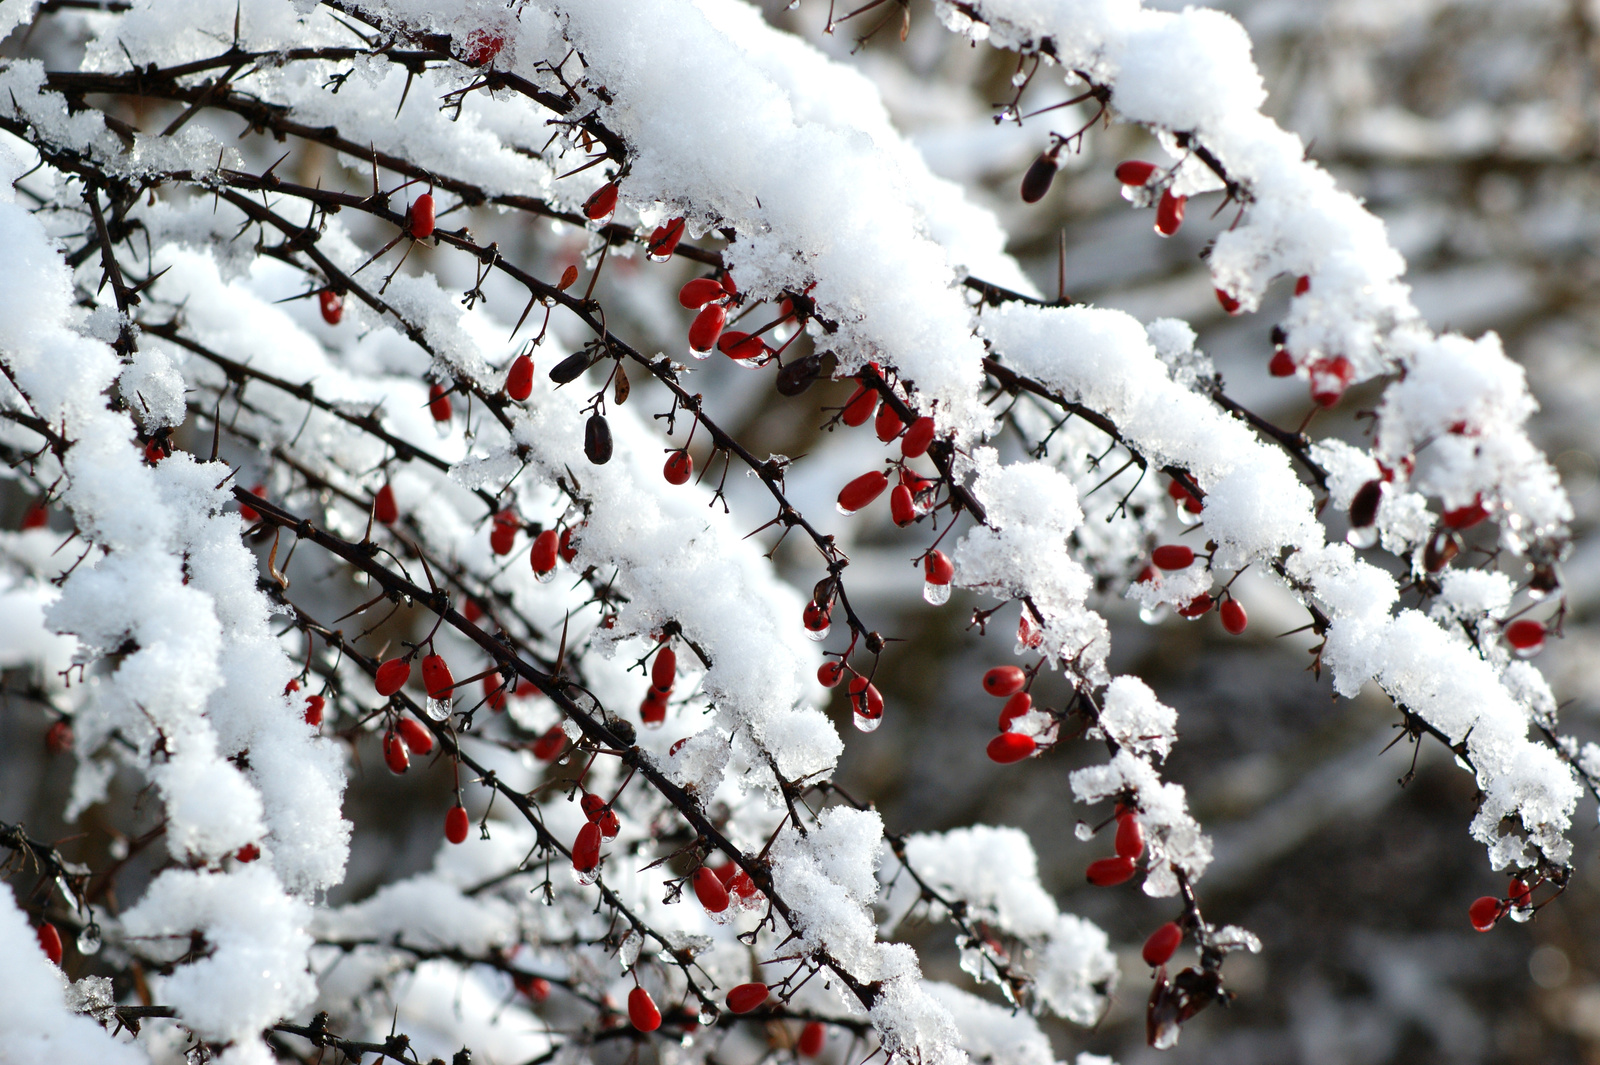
[982,666,1026,697]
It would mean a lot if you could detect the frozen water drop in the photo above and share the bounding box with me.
[77,924,102,955]
[573,867,599,887]
[1346,524,1379,549]
[804,623,830,642]
[1176,504,1202,526]
[1011,71,1027,86]
[425,696,452,722]
[534,569,557,584]
[1074,821,1094,841]
[923,581,950,605]
[699,1003,720,1025]
[853,709,882,733]
[1139,604,1169,625]
[689,347,712,361]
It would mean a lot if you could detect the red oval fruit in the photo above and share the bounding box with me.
[375,658,411,697]
[1152,545,1194,570]
[924,550,954,586]
[1115,812,1145,860]
[1504,619,1545,652]
[648,217,686,261]
[581,792,605,822]
[679,278,724,309]
[803,601,831,633]
[1142,922,1183,967]
[1309,355,1354,408]
[629,986,662,1032]
[397,716,434,755]
[689,303,727,354]
[1178,593,1215,618]
[640,690,668,726]
[236,843,260,863]
[20,501,47,529]
[428,384,452,423]
[720,273,738,298]
[1220,598,1248,635]
[490,522,517,556]
[1269,348,1295,377]
[374,483,398,525]
[982,666,1026,698]
[841,386,878,428]
[572,821,602,873]
[304,695,325,728]
[664,450,693,485]
[889,484,917,527]
[1020,150,1059,204]
[584,182,618,222]
[901,416,936,458]
[875,402,905,443]
[1469,895,1504,932]
[319,288,343,325]
[652,647,677,692]
[722,333,768,362]
[44,719,72,754]
[1085,856,1137,887]
[693,866,730,913]
[421,654,455,699]
[445,804,470,844]
[1295,274,1311,296]
[410,193,435,240]
[798,1021,826,1057]
[1215,288,1241,315]
[1508,878,1532,907]
[818,661,846,688]
[847,677,884,718]
[532,724,566,761]
[1115,160,1157,186]
[506,354,534,401]
[37,922,62,966]
[837,471,889,514]
[726,983,769,1014]
[1443,498,1489,529]
[987,732,1036,764]
[463,29,504,66]
[1155,190,1186,236]
[382,730,410,774]
[999,692,1031,731]
[515,974,551,1002]
[598,809,620,839]
[558,525,579,563]
[531,529,559,576]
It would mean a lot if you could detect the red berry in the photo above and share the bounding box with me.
[319,288,343,325]
[462,29,504,66]
[303,695,325,727]
[1020,149,1060,204]
[375,658,411,697]
[506,354,534,401]
[1505,619,1545,653]
[572,821,602,873]
[581,792,605,822]
[531,529,559,577]
[693,866,730,913]
[720,273,738,298]
[1443,499,1489,529]
[648,217,686,261]
[818,661,845,688]
[584,182,618,222]
[875,401,906,443]
[889,485,917,527]
[421,653,455,699]
[44,719,73,754]
[1220,598,1248,635]
[982,666,1026,697]
[803,601,832,634]
[651,647,677,692]
[839,386,878,428]
[798,1021,826,1057]
[679,278,724,309]
[924,550,954,586]
[397,716,434,756]
[1469,895,1505,932]
[463,599,483,624]
[1085,856,1137,887]
[37,922,62,966]
[1178,593,1215,618]
[410,193,435,240]
[1115,812,1145,860]
[445,804,470,844]
[1142,922,1183,967]
[986,732,1036,764]
[1268,347,1295,377]
[144,438,166,464]
[640,690,668,726]
[598,809,619,839]
[1115,160,1157,186]
[998,692,1031,731]
[1155,191,1186,236]
[847,677,884,719]
[1152,545,1194,570]
[1309,355,1354,408]
[490,521,517,556]
[239,484,263,523]
[1215,288,1241,315]
[689,303,727,354]
[236,843,260,863]
[20,501,47,529]
[428,383,452,423]
[722,332,768,362]
[515,974,551,1002]
[1294,274,1311,296]
[900,416,936,458]
[629,986,662,1032]
[725,983,769,1014]
[532,724,566,762]
[382,730,410,774]
[1508,878,1532,907]
[837,471,889,515]
[374,483,399,525]
[664,450,694,485]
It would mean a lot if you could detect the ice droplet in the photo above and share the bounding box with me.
[76,924,102,955]
[835,502,859,516]
[534,569,557,584]
[689,346,712,361]
[923,581,951,605]
[1074,821,1094,841]
[648,251,671,264]
[804,622,830,642]
[1346,524,1379,549]
[424,696,452,722]
[699,1003,721,1025]
[1176,504,1203,526]
[853,709,883,733]
[1139,604,1169,625]
[573,866,599,887]
[1010,71,1027,86]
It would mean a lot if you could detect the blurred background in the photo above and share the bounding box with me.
[4,1,1599,1062]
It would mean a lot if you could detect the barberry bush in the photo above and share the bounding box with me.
[1,1,1594,1063]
